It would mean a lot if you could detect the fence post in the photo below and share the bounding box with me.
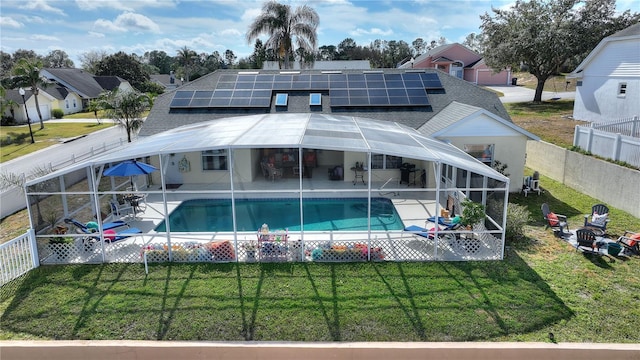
[28,228,40,268]
[573,125,580,147]
[633,116,639,138]
[586,127,594,153]
[613,133,622,161]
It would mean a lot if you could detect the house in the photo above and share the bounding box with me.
[2,87,57,122]
[41,84,83,116]
[567,23,640,123]
[398,43,511,86]
[150,71,181,90]
[141,68,536,193]
[39,68,133,111]
[23,67,540,265]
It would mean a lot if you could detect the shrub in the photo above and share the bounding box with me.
[51,108,64,119]
[1,116,16,126]
[0,132,29,146]
[487,201,530,244]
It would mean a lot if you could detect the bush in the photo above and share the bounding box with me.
[488,201,530,244]
[51,108,64,119]
[0,132,29,146]
[1,116,16,126]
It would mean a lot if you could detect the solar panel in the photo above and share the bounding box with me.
[168,71,439,109]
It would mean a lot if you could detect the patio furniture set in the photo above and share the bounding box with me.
[542,203,639,258]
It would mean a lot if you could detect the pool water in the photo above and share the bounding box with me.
[154,198,405,232]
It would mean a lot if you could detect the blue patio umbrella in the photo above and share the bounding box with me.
[103,160,158,189]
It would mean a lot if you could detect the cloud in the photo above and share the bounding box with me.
[31,34,61,41]
[88,31,106,38]
[20,0,66,16]
[94,12,161,33]
[350,27,394,37]
[0,17,24,28]
[76,0,177,12]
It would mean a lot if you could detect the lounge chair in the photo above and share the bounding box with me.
[426,216,461,230]
[64,218,128,233]
[617,231,640,256]
[404,225,457,241]
[584,204,610,233]
[103,227,143,243]
[541,203,570,238]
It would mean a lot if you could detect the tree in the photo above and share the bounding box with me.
[43,50,74,68]
[86,98,102,124]
[249,39,267,69]
[12,57,47,129]
[246,0,319,69]
[0,51,14,78]
[224,49,237,67]
[317,45,337,61]
[176,46,197,82]
[337,38,357,60]
[98,89,151,143]
[144,50,174,74]
[95,52,150,90]
[462,33,485,54]
[79,50,108,74]
[411,38,426,57]
[481,0,639,103]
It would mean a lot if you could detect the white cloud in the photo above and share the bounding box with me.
[88,31,106,38]
[31,34,61,41]
[0,17,24,28]
[350,27,394,37]
[75,0,177,12]
[220,28,242,37]
[20,0,66,16]
[94,12,161,33]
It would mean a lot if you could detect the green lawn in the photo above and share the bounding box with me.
[1,171,638,342]
[0,122,114,163]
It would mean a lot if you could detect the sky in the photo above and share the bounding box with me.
[1,0,639,67]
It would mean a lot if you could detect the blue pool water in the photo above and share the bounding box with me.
[154,198,405,232]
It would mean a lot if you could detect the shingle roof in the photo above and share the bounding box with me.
[41,68,104,98]
[94,76,125,91]
[139,68,511,137]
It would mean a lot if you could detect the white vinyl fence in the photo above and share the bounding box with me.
[573,116,640,168]
[0,230,38,287]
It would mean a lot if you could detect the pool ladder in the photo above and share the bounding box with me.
[379,177,399,196]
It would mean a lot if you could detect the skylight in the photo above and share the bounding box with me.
[309,93,321,106]
[275,93,288,106]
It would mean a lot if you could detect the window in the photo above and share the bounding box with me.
[618,82,627,97]
[202,149,228,170]
[464,144,494,166]
[65,100,69,109]
[309,93,321,106]
[73,99,77,108]
[371,154,403,169]
[275,93,288,106]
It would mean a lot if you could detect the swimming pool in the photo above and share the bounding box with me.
[154,198,405,232]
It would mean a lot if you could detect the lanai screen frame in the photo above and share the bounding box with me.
[24,113,510,261]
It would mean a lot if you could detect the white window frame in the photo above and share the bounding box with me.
[275,93,288,106]
[309,93,321,106]
[618,82,627,98]
[202,149,228,171]
[371,154,403,169]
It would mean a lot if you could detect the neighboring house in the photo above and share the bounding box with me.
[141,68,537,192]
[40,68,133,111]
[398,43,511,86]
[150,72,181,90]
[567,23,640,123]
[2,87,57,122]
[41,84,82,115]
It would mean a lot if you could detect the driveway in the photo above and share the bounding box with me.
[486,85,575,103]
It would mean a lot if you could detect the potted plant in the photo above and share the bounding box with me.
[242,241,258,261]
[460,199,486,229]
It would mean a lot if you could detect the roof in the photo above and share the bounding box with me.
[94,76,126,91]
[140,68,510,137]
[27,113,508,186]
[262,60,371,70]
[41,68,105,98]
[418,101,539,140]
[568,23,640,78]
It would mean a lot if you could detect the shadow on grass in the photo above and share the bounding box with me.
[0,257,574,341]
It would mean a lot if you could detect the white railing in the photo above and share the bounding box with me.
[591,116,640,138]
[0,230,38,287]
[574,118,640,168]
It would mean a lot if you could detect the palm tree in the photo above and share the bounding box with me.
[98,89,151,143]
[12,58,47,129]
[176,46,196,82]
[246,1,319,70]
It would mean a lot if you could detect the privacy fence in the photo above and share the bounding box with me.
[573,116,640,169]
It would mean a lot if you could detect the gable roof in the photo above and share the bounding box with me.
[40,68,129,98]
[419,101,539,140]
[140,68,510,137]
[568,23,640,79]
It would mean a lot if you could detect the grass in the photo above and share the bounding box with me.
[0,122,114,163]
[0,171,638,342]
[506,100,586,149]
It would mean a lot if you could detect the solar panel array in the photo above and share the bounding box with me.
[169,72,443,109]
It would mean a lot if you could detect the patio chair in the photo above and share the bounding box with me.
[575,228,606,254]
[110,200,133,218]
[266,163,283,181]
[541,203,570,238]
[584,204,610,233]
[64,218,128,233]
[617,231,640,255]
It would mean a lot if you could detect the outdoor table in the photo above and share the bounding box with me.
[123,194,144,218]
[350,166,367,185]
